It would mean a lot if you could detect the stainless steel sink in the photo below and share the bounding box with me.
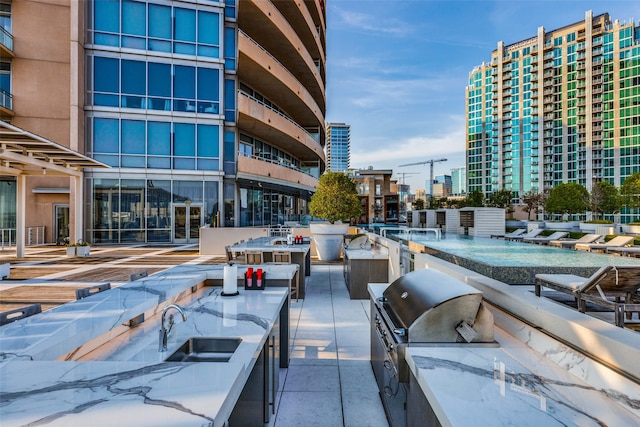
[164,337,242,362]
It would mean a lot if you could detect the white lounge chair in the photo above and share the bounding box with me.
[548,234,602,249]
[491,228,526,239]
[523,231,569,245]
[574,235,635,252]
[505,228,544,241]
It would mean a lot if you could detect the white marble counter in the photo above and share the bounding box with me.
[228,236,311,253]
[0,264,292,426]
[368,282,640,426]
[343,246,389,260]
[405,328,640,426]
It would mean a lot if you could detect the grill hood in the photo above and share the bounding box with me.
[382,268,494,343]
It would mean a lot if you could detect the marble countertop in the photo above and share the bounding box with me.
[368,283,640,426]
[0,264,292,426]
[344,246,389,259]
[228,236,310,252]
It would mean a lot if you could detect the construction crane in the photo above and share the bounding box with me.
[398,158,448,198]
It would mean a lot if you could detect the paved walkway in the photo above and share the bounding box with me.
[273,264,389,427]
[1,246,390,426]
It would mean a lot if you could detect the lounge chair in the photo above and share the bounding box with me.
[523,231,569,245]
[574,235,635,252]
[548,234,602,249]
[535,266,640,327]
[505,228,544,241]
[490,228,526,239]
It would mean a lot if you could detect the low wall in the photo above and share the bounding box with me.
[199,227,269,255]
[372,232,640,383]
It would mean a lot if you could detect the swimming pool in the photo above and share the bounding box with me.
[400,234,640,284]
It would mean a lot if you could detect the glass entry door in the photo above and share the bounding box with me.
[54,204,69,245]
[173,204,202,243]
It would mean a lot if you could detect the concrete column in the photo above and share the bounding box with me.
[70,175,83,244]
[16,175,26,258]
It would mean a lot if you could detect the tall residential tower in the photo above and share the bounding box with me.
[326,122,350,172]
[466,11,639,204]
[1,0,326,246]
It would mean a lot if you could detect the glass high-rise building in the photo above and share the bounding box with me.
[450,167,466,196]
[326,122,350,172]
[466,11,639,202]
[1,0,326,245]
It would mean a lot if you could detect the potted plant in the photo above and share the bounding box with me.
[69,240,91,257]
[309,171,362,260]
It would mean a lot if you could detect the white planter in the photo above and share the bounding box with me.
[0,263,9,279]
[310,223,350,261]
[76,246,90,257]
[66,247,76,257]
[620,225,640,235]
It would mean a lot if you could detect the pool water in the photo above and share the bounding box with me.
[408,234,640,267]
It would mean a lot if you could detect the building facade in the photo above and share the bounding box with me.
[325,122,350,172]
[466,11,639,204]
[348,167,398,224]
[450,167,466,196]
[1,0,326,245]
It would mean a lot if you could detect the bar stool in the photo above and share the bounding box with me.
[245,250,264,265]
[268,250,299,301]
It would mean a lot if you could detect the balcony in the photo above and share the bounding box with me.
[0,27,13,57]
[0,89,13,116]
[237,154,318,190]
[238,93,324,163]
[239,31,324,127]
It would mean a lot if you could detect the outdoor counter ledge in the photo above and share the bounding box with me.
[0,264,292,426]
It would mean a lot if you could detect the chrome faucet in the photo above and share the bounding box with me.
[159,304,188,351]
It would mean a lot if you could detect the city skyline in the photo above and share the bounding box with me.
[325,0,640,191]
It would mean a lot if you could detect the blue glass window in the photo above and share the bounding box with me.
[94,57,119,92]
[224,27,236,70]
[94,0,119,33]
[148,4,171,52]
[122,60,146,95]
[174,8,196,55]
[148,63,171,110]
[122,0,146,49]
[174,66,195,99]
[198,11,219,57]
[174,123,195,157]
[197,125,219,157]
[197,68,219,104]
[148,122,171,155]
[223,130,236,174]
[122,120,145,154]
[94,118,119,153]
[94,57,120,106]
[224,79,236,122]
[122,0,145,36]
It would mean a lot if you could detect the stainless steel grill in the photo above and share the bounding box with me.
[381,268,494,343]
[371,268,496,427]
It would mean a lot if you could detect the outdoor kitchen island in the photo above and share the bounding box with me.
[369,276,640,427]
[0,264,295,426]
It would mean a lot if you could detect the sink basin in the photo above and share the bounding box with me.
[164,337,242,362]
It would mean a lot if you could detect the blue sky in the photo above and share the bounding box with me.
[325,1,640,191]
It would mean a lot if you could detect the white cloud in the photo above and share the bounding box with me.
[332,6,414,36]
[352,124,466,166]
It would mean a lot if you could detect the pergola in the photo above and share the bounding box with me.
[0,121,108,257]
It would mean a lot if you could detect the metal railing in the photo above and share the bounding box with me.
[0,228,14,249]
[27,226,46,245]
[0,26,13,51]
[0,226,46,249]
